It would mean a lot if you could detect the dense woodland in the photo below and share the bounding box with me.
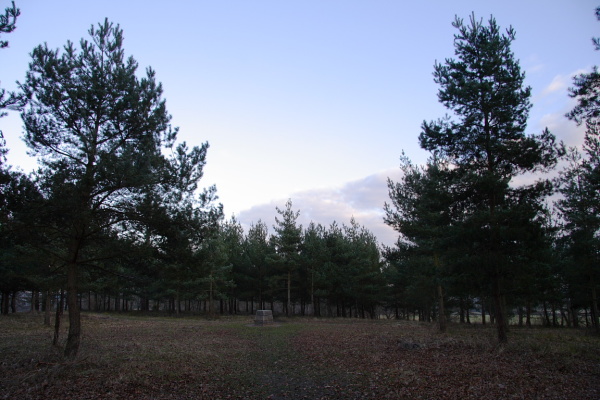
[0,2,599,359]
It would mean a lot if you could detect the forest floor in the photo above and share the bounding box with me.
[0,313,599,399]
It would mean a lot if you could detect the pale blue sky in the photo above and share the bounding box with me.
[0,1,596,245]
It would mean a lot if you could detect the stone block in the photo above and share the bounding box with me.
[255,309,273,325]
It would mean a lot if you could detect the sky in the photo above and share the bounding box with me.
[0,0,596,247]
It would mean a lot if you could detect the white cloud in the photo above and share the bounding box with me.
[537,69,589,101]
[236,168,404,247]
[541,74,570,97]
[538,102,586,149]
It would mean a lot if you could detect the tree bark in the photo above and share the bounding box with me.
[64,261,81,359]
[591,283,599,334]
[481,298,486,325]
[9,291,16,313]
[493,278,508,344]
[543,302,551,326]
[438,284,447,333]
[208,277,214,317]
[53,289,64,346]
[44,291,52,326]
[571,305,579,328]
[1,290,9,315]
[310,268,315,317]
[287,270,291,317]
[517,306,523,327]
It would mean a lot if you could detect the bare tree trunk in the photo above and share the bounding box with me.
[571,305,579,328]
[208,277,214,317]
[481,298,486,325]
[64,262,81,359]
[10,291,16,313]
[493,278,508,344]
[1,291,8,315]
[44,290,52,326]
[517,306,523,327]
[287,270,291,317]
[543,302,551,326]
[311,268,315,317]
[53,289,64,346]
[591,284,599,334]
[31,291,40,312]
[438,284,447,333]
[560,307,569,327]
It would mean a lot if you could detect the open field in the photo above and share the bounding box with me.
[1,313,599,399]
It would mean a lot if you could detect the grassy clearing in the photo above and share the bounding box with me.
[1,313,599,399]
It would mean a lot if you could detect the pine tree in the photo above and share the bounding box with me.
[18,20,218,358]
[419,14,561,343]
[244,220,272,310]
[0,1,21,122]
[270,199,302,316]
[566,6,600,125]
[301,222,326,316]
[0,1,22,171]
[557,123,600,332]
[558,5,600,333]
[385,155,455,331]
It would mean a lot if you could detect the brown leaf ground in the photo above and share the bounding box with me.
[0,313,598,399]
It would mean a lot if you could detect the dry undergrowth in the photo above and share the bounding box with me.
[0,313,598,399]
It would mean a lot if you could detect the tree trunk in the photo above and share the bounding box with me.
[208,277,213,317]
[31,291,40,312]
[438,284,447,333]
[543,302,551,326]
[517,306,523,327]
[44,291,52,326]
[311,268,315,316]
[493,278,508,344]
[481,299,486,325]
[591,284,599,334]
[1,291,8,315]
[584,308,590,328]
[64,261,81,359]
[571,305,579,328]
[560,307,569,327]
[10,291,16,313]
[53,289,64,346]
[287,270,291,317]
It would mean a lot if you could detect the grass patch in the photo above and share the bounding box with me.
[1,313,599,399]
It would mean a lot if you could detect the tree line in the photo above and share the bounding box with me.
[0,3,598,359]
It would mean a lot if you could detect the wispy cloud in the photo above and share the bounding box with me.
[538,101,586,149]
[541,74,570,97]
[538,69,589,99]
[236,169,403,247]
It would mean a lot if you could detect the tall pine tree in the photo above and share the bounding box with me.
[19,20,218,358]
[419,14,561,343]
[270,199,302,316]
[385,154,456,331]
